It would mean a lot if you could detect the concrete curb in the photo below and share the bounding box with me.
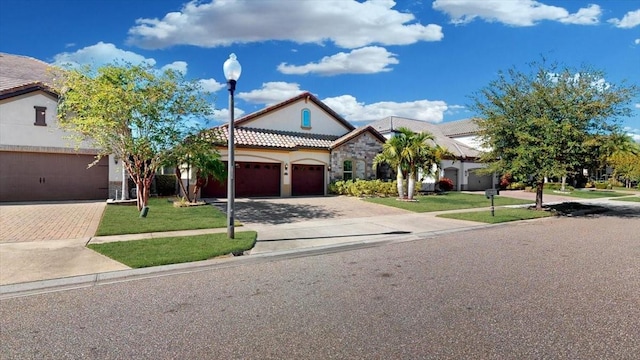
[0,223,500,300]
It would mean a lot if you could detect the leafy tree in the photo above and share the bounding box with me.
[163,135,226,203]
[608,140,640,188]
[471,59,638,210]
[53,63,212,210]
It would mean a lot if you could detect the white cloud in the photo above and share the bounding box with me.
[278,46,399,76]
[322,94,449,122]
[53,42,156,68]
[199,78,226,92]
[161,61,188,74]
[432,0,600,26]
[127,0,443,50]
[635,39,640,45]
[635,103,640,109]
[608,9,640,28]
[211,107,246,123]
[237,82,306,105]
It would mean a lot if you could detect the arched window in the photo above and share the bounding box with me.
[301,108,311,128]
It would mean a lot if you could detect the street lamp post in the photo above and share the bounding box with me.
[223,53,241,239]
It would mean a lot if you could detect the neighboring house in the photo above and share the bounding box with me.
[0,52,119,202]
[369,116,495,191]
[202,92,386,197]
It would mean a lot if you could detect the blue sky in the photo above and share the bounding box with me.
[1,0,639,140]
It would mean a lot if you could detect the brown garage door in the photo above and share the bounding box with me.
[202,161,281,198]
[292,164,325,196]
[0,151,108,202]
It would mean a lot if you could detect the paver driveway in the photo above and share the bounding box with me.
[0,201,105,243]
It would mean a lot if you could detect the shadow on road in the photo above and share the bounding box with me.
[209,200,342,225]
[548,202,640,219]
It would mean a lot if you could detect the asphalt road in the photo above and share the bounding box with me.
[1,212,639,359]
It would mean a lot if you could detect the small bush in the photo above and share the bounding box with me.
[507,182,526,190]
[155,174,178,196]
[544,182,574,192]
[499,173,512,189]
[329,179,410,197]
[594,181,609,190]
[437,177,454,191]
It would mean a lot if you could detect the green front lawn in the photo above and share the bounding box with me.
[364,192,532,212]
[545,189,627,199]
[88,231,257,268]
[437,208,553,224]
[96,197,228,236]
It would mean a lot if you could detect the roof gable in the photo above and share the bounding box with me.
[232,92,354,136]
[0,53,55,95]
[330,125,386,149]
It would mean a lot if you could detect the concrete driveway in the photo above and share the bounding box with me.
[208,195,411,226]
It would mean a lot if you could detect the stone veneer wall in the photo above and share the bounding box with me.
[330,132,383,182]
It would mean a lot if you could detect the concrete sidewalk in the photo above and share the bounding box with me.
[1,191,638,293]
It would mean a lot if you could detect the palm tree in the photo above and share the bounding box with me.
[373,127,449,200]
[400,128,435,199]
[373,130,409,198]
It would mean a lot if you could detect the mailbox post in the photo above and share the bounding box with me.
[485,188,499,216]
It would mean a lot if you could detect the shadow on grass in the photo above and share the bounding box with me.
[545,202,640,219]
[209,199,342,225]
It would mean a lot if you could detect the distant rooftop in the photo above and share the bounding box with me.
[438,118,479,137]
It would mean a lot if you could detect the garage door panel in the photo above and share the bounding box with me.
[467,169,493,191]
[202,161,280,198]
[0,152,108,202]
[292,164,325,196]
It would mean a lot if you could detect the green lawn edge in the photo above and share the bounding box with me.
[88,231,257,268]
[363,192,532,212]
[611,196,640,203]
[437,208,553,224]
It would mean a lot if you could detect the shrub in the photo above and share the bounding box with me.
[499,173,512,189]
[329,179,408,197]
[437,177,454,191]
[594,181,609,190]
[507,182,526,190]
[155,174,178,196]
[544,182,574,192]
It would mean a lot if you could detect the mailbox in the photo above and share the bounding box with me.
[485,189,499,198]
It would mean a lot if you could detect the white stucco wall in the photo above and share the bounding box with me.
[238,99,350,136]
[0,91,96,150]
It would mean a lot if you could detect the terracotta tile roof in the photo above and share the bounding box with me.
[0,53,56,97]
[234,91,355,131]
[438,118,480,137]
[205,126,340,150]
[368,116,482,159]
[330,125,386,149]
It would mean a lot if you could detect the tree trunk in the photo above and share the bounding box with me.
[561,175,567,192]
[135,181,144,211]
[535,181,544,210]
[175,166,190,202]
[407,172,416,200]
[396,165,404,199]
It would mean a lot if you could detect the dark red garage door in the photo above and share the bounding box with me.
[202,161,281,198]
[292,164,325,196]
[0,151,109,202]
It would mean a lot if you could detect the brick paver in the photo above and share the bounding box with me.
[0,202,105,243]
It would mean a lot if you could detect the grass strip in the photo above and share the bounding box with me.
[437,208,553,224]
[97,197,228,236]
[364,192,531,212]
[611,196,640,203]
[88,231,257,268]
[544,190,627,199]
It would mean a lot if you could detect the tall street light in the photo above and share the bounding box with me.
[223,53,241,239]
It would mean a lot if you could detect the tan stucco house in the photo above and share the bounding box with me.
[202,92,387,197]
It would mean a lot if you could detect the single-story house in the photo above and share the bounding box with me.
[201,92,387,197]
[369,116,495,191]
